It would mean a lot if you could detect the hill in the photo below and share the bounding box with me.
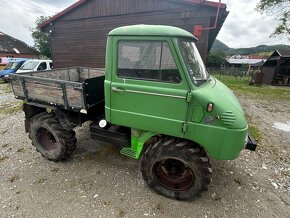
[211,39,290,56]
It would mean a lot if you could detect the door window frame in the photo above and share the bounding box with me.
[112,36,189,90]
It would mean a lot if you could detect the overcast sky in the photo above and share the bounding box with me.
[0,0,288,48]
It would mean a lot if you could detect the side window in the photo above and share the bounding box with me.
[37,62,47,71]
[118,41,181,83]
[49,62,54,69]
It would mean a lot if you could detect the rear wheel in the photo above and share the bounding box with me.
[29,112,77,161]
[140,137,212,201]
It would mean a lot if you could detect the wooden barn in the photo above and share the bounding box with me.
[40,0,228,69]
[262,49,290,86]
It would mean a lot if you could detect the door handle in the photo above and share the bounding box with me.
[112,87,125,92]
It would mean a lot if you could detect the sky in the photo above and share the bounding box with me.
[0,0,289,48]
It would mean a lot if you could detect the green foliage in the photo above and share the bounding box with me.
[31,16,51,58]
[206,50,226,68]
[257,0,290,37]
[212,39,290,55]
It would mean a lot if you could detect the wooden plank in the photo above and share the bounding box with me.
[66,84,84,108]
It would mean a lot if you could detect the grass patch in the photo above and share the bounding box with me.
[246,114,262,141]
[0,101,23,115]
[212,74,290,102]
[0,81,12,93]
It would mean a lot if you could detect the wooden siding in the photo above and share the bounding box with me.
[57,0,206,21]
[47,0,226,68]
[262,66,275,84]
[51,10,215,68]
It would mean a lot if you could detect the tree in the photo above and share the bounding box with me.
[206,50,226,68]
[257,0,290,37]
[31,16,51,58]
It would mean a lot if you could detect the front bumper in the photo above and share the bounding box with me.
[245,132,257,151]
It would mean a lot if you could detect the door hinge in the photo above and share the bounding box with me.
[182,123,188,133]
[186,92,192,103]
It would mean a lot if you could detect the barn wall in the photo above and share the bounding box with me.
[58,0,207,21]
[48,0,223,68]
[262,66,275,84]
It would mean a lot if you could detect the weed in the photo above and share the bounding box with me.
[9,175,19,183]
[245,114,262,142]
[0,155,8,162]
[16,148,25,152]
[0,81,12,93]
[0,101,23,115]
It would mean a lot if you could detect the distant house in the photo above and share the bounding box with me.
[40,0,229,68]
[227,55,266,68]
[262,49,290,85]
[0,31,39,59]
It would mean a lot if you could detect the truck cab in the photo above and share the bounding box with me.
[105,25,248,160]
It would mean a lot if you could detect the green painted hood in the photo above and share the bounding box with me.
[192,77,248,129]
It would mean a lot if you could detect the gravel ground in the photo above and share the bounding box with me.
[0,82,289,217]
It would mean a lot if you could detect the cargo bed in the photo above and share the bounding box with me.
[10,67,105,111]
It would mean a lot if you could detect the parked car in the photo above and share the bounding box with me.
[16,60,53,73]
[0,59,28,82]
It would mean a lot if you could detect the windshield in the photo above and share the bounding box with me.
[19,61,38,70]
[4,62,20,70]
[179,40,209,86]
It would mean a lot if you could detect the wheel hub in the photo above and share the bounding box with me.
[36,127,57,151]
[153,158,194,191]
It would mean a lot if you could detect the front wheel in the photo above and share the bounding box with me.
[29,112,77,161]
[140,137,212,201]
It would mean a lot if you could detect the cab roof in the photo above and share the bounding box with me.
[108,25,197,40]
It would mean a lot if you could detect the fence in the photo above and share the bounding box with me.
[207,67,249,78]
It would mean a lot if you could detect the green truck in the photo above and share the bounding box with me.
[10,25,256,201]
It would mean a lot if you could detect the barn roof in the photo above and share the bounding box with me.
[0,31,38,55]
[109,24,197,39]
[39,0,226,29]
[276,49,290,57]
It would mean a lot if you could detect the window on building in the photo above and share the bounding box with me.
[118,41,181,83]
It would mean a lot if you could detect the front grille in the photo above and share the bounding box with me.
[221,111,236,125]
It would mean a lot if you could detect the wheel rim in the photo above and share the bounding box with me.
[153,158,194,191]
[36,127,57,152]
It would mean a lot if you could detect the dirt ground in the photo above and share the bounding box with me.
[0,82,289,218]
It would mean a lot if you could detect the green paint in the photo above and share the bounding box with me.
[121,129,156,159]
[105,25,248,160]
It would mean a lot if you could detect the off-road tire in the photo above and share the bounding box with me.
[23,104,46,133]
[29,112,77,161]
[140,137,212,201]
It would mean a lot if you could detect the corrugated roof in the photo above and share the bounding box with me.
[277,49,290,57]
[0,31,38,55]
[39,0,226,29]
[227,58,266,65]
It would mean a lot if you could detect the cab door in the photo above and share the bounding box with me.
[109,37,190,138]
